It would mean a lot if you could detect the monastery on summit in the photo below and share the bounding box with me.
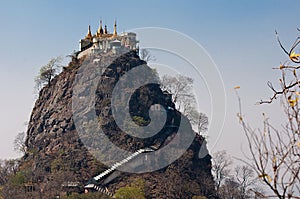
[78,20,139,58]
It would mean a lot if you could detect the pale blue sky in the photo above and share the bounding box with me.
[0,0,299,159]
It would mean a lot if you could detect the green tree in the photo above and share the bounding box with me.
[0,169,27,198]
[114,186,146,199]
[0,159,19,185]
[192,196,207,199]
[62,192,111,199]
[8,171,26,186]
[114,179,146,199]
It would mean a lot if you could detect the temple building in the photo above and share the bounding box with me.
[77,20,139,59]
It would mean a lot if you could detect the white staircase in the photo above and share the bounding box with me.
[85,147,155,196]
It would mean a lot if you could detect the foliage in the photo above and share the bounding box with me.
[132,116,149,126]
[192,196,207,199]
[114,186,146,199]
[114,178,146,199]
[0,186,3,199]
[8,171,26,186]
[237,29,300,198]
[62,192,111,199]
[0,160,22,198]
[129,178,145,190]
[35,56,63,91]
[50,158,67,172]
[0,159,19,185]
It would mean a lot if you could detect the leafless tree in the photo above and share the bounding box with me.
[160,75,194,105]
[0,159,24,199]
[211,151,232,192]
[237,29,300,198]
[43,171,75,198]
[218,178,241,199]
[238,111,300,198]
[197,113,209,134]
[13,132,26,154]
[0,159,19,185]
[160,74,208,127]
[212,153,262,199]
[234,165,262,198]
[139,49,155,62]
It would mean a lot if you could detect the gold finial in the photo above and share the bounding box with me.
[104,25,108,34]
[97,20,103,36]
[85,25,92,40]
[113,20,117,36]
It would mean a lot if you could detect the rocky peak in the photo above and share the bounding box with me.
[20,50,217,198]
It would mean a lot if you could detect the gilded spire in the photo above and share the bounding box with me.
[85,25,92,40]
[104,25,108,34]
[97,20,103,36]
[113,20,117,36]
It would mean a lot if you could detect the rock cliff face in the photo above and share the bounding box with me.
[21,50,217,198]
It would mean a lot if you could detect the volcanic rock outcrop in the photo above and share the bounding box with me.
[21,50,216,198]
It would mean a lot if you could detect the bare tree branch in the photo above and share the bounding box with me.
[139,49,155,62]
[160,74,207,127]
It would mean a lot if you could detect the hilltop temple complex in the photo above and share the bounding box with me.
[77,20,139,58]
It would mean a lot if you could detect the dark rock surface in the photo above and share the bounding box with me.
[21,50,217,198]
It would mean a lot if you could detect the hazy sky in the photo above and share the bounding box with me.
[0,0,299,160]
